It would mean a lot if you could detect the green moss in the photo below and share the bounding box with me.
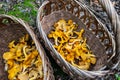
[0,0,38,26]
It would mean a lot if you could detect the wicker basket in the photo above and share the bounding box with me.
[37,0,115,79]
[0,15,54,80]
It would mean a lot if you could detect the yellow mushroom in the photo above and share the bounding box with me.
[9,48,16,53]
[8,63,21,80]
[66,53,74,62]
[3,34,43,80]
[64,25,74,37]
[8,40,15,48]
[23,50,38,67]
[54,43,63,52]
[48,19,96,70]
[54,19,67,31]
[68,20,73,25]
[71,61,90,70]
[19,34,29,43]
[3,52,15,60]
[74,29,84,39]
[69,39,83,45]
[37,65,43,78]
[16,48,22,57]
[78,61,90,70]
[59,49,66,59]
[80,52,87,61]
[64,44,72,51]
[90,57,96,64]
[29,70,38,80]
[7,59,14,69]
[18,71,29,80]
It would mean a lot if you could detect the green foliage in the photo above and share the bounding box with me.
[0,0,38,26]
[115,74,120,80]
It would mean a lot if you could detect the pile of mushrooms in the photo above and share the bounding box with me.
[48,19,96,70]
[3,34,43,80]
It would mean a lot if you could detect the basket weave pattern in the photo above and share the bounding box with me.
[41,0,114,59]
[82,0,120,69]
[37,0,115,79]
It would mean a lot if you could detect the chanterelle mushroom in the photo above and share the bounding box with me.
[3,34,43,80]
[48,19,96,70]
